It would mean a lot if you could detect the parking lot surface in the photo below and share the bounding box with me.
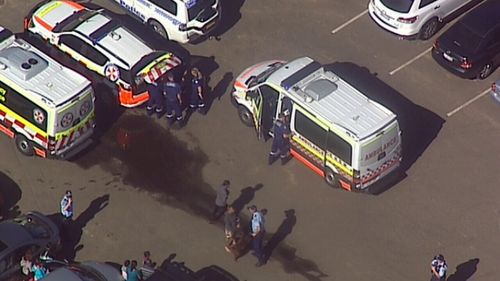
[1,0,500,280]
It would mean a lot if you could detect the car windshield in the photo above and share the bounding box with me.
[13,215,50,239]
[446,22,483,53]
[55,9,99,32]
[380,0,414,13]
[248,62,285,87]
[187,0,215,21]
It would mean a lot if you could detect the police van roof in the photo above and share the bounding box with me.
[0,33,90,108]
[268,57,396,140]
[76,13,153,69]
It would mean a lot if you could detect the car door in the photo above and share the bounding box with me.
[258,84,279,138]
[438,0,470,17]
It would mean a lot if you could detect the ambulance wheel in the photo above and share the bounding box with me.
[149,20,168,39]
[15,135,34,156]
[238,106,254,127]
[324,168,340,188]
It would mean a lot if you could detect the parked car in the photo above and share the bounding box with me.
[24,0,184,108]
[0,212,60,280]
[490,79,500,104]
[110,0,220,43]
[43,261,123,281]
[432,0,500,79]
[368,0,474,40]
[146,261,238,281]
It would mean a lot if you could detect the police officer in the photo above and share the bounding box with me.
[430,254,447,281]
[189,67,205,110]
[145,77,163,118]
[163,72,183,124]
[268,113,292,165]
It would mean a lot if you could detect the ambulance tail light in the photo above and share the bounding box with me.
[48,137,56,151]
[120,83,131,91]
[179,24,188,31]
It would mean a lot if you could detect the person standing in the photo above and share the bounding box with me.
[32,261,47,281]
[268,113,292,165]
[248,205,266,267]
[164,73,183,124]
[60,190,73,240]
[145,78,164,118]
[430,254,448,281]
[121,260,130,281]
[188,68,205,110]
[210,180,230,223]
[224,205,240,238]
[127,260,142,281]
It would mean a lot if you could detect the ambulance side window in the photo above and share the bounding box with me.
[326,131,352,165]
[59,35,82,53]
[0,81,47,131]
[294,110,327,149]
[80,44,107,66]
[151,0,178,15]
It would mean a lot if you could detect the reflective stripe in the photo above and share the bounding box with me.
[119,86,149,107]
[34,16,54,31]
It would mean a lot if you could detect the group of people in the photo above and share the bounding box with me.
[145,67,206,125]
[210,180,268,267]
[120,251,155,281]
[19,249,52,281]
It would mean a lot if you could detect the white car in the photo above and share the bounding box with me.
[368,0,473,40]
[25,0,184,108]
[112,0,220,43]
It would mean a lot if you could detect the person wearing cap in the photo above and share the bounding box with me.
[248,205,266,267]
[145,75,164,118]
[268,113,292,165]
[188,67,206,110]
[163,72,183,124]
[60,190,73,222]
[430,254,447,281]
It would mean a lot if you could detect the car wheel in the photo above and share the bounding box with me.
[15,134,34,156]
[419,18,439,40]
[324,168,340,188]
[238,106,254,127]
[148,20,168,40]
[478,62,494,80]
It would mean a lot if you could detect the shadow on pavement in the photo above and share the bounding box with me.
[59,194,110,261]
[325,62,445,194]
[447,258,480,281]
[264,209,296,261]
[0,171,21,220]
[231,184,263,214]
[210,0,246,41]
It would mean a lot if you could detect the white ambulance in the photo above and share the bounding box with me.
[0,26,95,158]
[232,57,402,192]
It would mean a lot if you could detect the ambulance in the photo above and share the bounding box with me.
[232,57,402,192]
[0,26,95,158]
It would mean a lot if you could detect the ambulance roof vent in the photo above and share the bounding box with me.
[303,78,336,101]
[0,47,48,81]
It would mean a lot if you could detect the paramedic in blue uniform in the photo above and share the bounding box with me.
[145,77,163,118]
[189,67,205,110]
[164,72,183,123]
[268,113,292,165]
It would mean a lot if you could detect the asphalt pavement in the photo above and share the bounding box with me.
[1,0,500,281]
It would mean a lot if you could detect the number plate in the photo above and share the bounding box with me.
[443,52,453,62]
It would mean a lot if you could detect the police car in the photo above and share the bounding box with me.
[111,0,220,43]
[232,57,402,192]
[0,26,95,159]
[25,0,184,108]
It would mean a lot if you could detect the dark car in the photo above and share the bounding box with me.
[146,261,238,281]
[432,0,500,80]
[0,212,60,280]
[43,261,123,281]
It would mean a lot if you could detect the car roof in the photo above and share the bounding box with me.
[44,267,82,281]
[35,1,85,30]
[460,0,500,37]
[267,57,396,140]
[0,219,32,253]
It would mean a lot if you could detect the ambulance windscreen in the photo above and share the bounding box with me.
[0,47,48,81]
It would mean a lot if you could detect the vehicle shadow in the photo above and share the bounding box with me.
[0,171,21,220]
[59,194,110,261]
[158,255,240,281]
[447,258,480,281]
[325,62,445,194]
[208,0,246,41]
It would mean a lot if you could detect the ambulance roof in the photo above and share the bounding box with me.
[0,30,89,108]
[267,57,396,140]
[75,13,153,68]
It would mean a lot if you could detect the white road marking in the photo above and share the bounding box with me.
[389,47,433,75]
[446,88,491,117]
[331,9,368,35]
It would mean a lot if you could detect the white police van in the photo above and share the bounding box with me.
[112,0,220,43]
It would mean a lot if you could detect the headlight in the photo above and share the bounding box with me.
[61,112,74,128]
